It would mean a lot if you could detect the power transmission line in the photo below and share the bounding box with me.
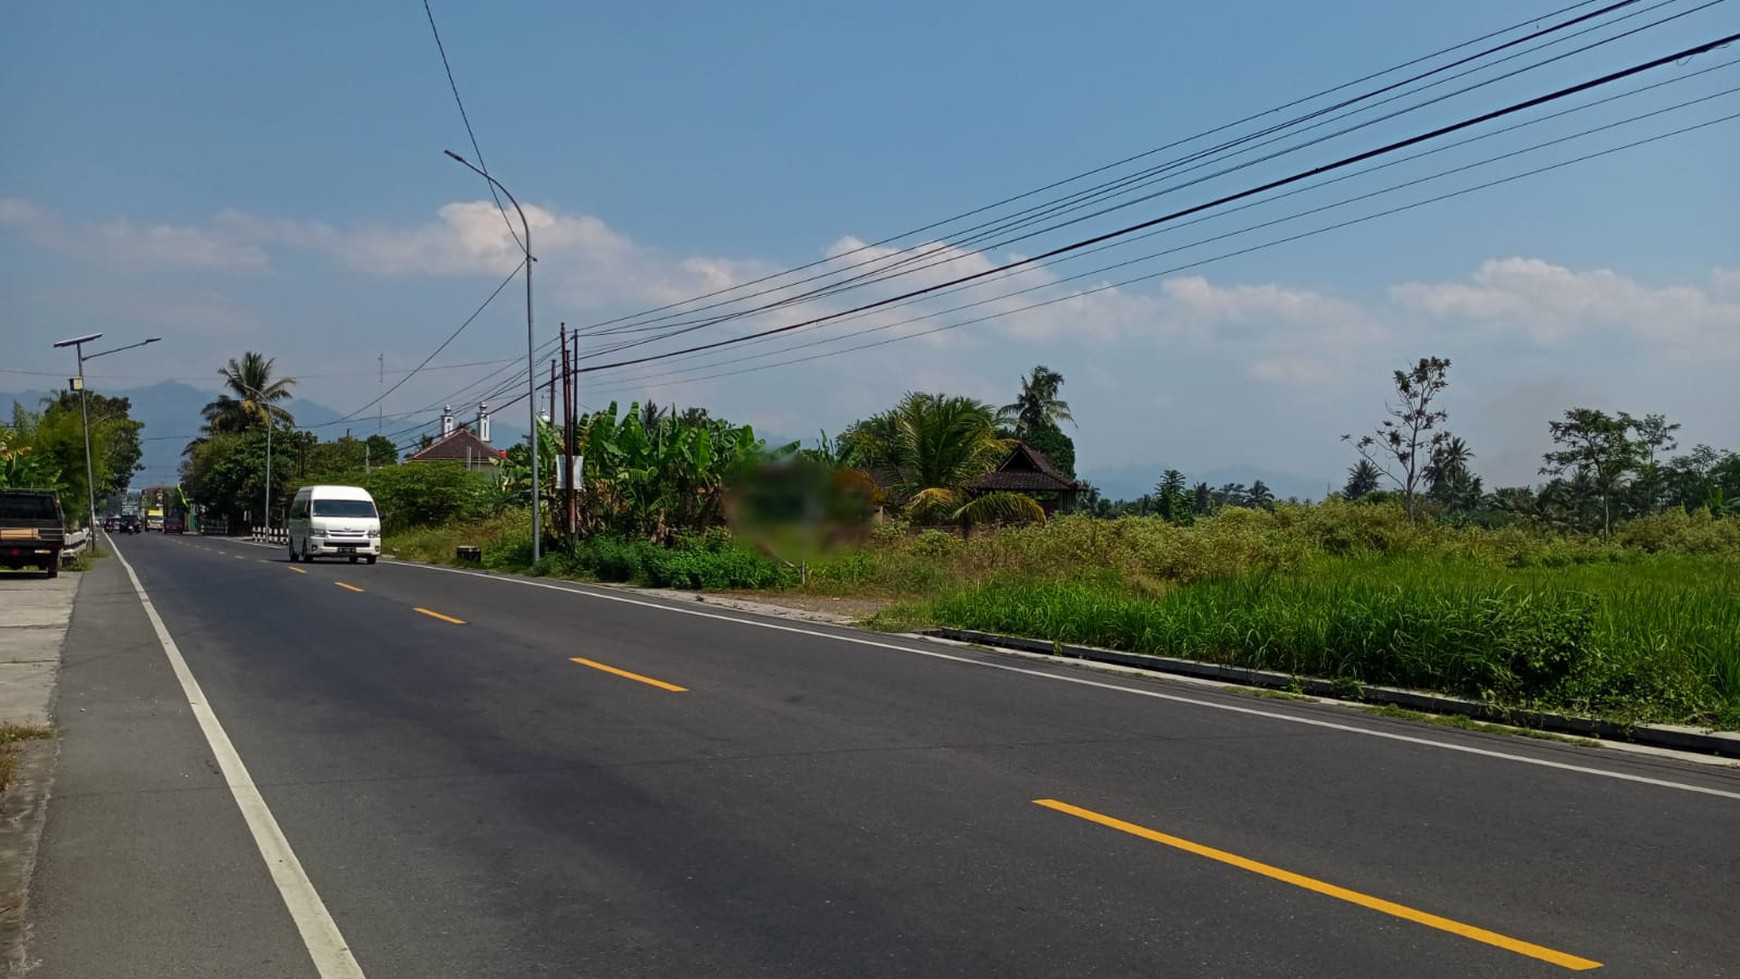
[576,0,1712,362]
[567,30,1740,378]
[422,0,524,253]
[588,61,1740,387]
[582,113,1739,399]
[562,0,1638,343]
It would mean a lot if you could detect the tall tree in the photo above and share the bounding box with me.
[1342,459,1382,500]
[1623,412,1679,515]
[1192,481,1212,515]
[1154,469,1191,523]
[201,352,297,435]
[1000,365,1073,436]
[1343,356,1453,520]
[1540,407,1642,538]
[1247,479,1275,510]
[42,391,144,498]
[1425,436,1482,513]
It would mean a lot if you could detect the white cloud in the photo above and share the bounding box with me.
[1158,275,1390,388]
[0,197,269,270]
[1392,258,1740,360]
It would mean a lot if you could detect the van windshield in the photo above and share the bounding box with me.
[312,500,377,518]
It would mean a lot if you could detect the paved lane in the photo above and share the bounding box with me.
[30,532,1740,977]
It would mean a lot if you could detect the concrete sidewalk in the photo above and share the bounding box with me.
[0,568,79,973]
[0,572,80,728]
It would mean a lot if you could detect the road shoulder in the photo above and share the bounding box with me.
[21,545,317,979]
[0,566,81,973]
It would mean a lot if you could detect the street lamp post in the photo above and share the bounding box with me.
[235,383,275,539]
[444,149,540,563]
[52,334,161,535]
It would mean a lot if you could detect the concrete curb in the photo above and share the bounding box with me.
[927,627,1740,758]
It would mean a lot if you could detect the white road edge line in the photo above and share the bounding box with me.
[109,539,368,978]
[392,557,1740,803]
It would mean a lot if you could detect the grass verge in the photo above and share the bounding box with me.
[873,556,1740,729]
[0,724,54,792]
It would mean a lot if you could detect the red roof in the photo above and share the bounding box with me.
[406,428,498,464]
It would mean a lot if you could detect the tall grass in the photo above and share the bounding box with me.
[879,556,1740,726]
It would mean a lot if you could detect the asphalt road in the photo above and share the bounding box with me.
[26,531,1740,977]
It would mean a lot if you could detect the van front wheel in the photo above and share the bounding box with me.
[288,542,298,563]
[366,555,377,565]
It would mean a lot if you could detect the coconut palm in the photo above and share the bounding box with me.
[1424,436,1473,487]
[1248,480,1276,509]
[1000,365,1073,437]
[201,352,296,435]
[844,392,1042,525]
[1343,459,1382,500]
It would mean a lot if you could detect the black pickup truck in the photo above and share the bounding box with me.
[0,490,67,578]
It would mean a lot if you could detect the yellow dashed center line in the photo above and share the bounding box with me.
[288,567,307,574]
[335,582,364,593]
[1032,799,1601,971]
[413,607,465,624]
[569,657,687,692]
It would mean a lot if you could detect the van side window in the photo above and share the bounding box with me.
[291,496,308,519]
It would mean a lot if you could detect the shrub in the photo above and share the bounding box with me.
[909,528,961,559]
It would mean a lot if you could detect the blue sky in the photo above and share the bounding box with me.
[3,0,1737,492]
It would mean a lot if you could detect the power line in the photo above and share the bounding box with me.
[371,0,1656,432]
[590,61,1740,387]
[377,2,1722,444]
[569,30,1740,377]
[576,0,1708,361]
[422,0,524,253]
[584,112,1739,399]
[314,260,525,430]
[562,0,1631,343]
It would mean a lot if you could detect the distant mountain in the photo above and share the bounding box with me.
[1079,463,1331,503]
[1,381,348,491]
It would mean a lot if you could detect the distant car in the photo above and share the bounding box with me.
[102,516,117,532]
[163,515,185,534]
[119,514,141,534]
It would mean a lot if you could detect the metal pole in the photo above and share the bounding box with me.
[444,150,538,562]
[77,347,97,534]
[264,412,272,539]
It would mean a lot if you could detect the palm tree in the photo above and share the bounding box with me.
[1343,459,1382,500]
[1248,479,1275,510]
[201,352,296,435]
[1424,436,1473,488]
[843,392,1041,525]
[1000,365,1072,437]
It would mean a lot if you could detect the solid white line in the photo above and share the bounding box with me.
[109,540,368,977]
[397,559,1740,803]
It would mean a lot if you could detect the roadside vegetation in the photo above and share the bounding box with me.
[0,723,54,793]
[168,352,1740,729]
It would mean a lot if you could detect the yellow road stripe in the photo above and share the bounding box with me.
[289,567,307,574]
[413,607,465,624]
[1033,799,1601,972]
[335,582,364,593]
[569,657,687,692]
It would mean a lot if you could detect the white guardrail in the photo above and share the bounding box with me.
[252,527,289,544]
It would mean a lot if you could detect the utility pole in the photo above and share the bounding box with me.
[52,333,161,534]
[444,149,539,562]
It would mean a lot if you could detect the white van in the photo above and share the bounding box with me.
[287,485,382,564]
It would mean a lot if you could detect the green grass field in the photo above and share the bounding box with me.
[873,555,1740,728]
